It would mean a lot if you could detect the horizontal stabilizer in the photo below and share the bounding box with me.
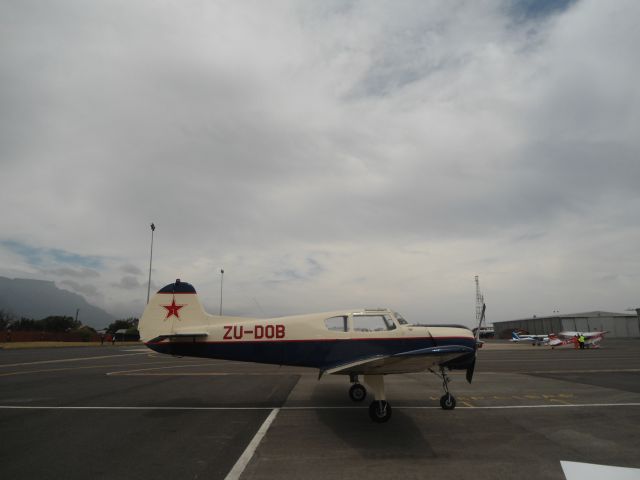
[147,332,208,343]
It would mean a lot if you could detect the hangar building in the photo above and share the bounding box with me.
[493,310,640,339]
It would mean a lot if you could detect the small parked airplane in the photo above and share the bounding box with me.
[510,331,549,346]
[510,330,607,348]
[139,279,483,422]
[548,330,607,348]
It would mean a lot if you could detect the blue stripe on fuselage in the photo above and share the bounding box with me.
[145,337,476,371]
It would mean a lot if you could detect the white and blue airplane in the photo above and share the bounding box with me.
[139,279,484,423]
[510,331,549,346]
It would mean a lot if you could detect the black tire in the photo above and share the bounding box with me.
[369,400,392,423]
[349,384,367,402]
[440,393,456,410]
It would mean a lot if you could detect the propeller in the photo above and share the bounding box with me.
[466,303,486,384]
[474,303,486,343]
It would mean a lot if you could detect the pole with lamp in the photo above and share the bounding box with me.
[219,269,224,316]
[146,223,155,304]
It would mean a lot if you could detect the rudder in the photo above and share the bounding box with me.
[139,279,208,343]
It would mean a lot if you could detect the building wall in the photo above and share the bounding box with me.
[494,314,640,339]
[560,316,640,337]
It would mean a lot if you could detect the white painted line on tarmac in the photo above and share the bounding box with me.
[107,373,298,376]
[1,403,640,411]
[528,369,640,374]
[105,363,306,376]
[224,408,280,480]
[0,353,148,368]
[0,405,274,411]
[105,363,218,375]
[399,403,640,409]
[0,361,182,378]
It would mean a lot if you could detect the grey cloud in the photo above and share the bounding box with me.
[45,267,101,279]
[120,264,143,275]
[112,276,142,290]
[60,280,99,298]
[1,1,639,323]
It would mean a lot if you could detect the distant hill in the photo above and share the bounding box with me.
[0,277,114,328]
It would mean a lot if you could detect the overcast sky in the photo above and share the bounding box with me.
[1,0,639,326]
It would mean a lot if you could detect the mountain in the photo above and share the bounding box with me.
[0,277,115,328]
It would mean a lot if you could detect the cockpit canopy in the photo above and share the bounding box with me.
[323,310,409,332]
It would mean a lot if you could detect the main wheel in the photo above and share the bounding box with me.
[369,400,392,423]
[440,393,456,410]
[349,383,367,402]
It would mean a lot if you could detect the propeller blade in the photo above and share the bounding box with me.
[465,359,476,384]
[474,303,486,342]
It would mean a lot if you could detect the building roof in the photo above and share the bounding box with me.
[494,310,637,325]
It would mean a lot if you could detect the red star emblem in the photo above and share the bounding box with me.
[162,298,185,319]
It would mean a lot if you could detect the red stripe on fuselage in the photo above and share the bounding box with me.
[145,335,473,346]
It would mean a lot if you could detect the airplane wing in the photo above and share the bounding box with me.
[530,335,548,341]
[319,345,475,377]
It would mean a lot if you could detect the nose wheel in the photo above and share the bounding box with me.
[431,367,457,410]
[440,393,456,410]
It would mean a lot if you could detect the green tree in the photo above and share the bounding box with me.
[11,317,38,331]
[40,316,81,332]
[107,318,138,333]
[0,310,16,330]
[71,325,97,341]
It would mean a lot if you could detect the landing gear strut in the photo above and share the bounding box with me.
[364,375,392,423]
[369,400,391,423]
[431,367,456,410]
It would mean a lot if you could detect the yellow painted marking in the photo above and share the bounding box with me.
[461,401,474,407]
[549,398,571,405]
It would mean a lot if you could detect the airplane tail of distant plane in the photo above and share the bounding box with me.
[511,331,521,341]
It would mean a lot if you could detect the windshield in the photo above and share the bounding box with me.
[394,312,408,325]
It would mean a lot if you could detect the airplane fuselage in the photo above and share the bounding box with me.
[145,307,476,373]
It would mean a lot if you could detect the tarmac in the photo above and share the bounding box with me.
[1,339,639,479]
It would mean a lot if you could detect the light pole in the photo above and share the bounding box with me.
[146,223,155,304]
[219,269,224,316]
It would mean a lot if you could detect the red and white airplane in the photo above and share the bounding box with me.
[139,279,483,422]
[548,330,607,348]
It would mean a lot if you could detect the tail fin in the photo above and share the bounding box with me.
[511,331,520,340]
[139,279,209,343]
